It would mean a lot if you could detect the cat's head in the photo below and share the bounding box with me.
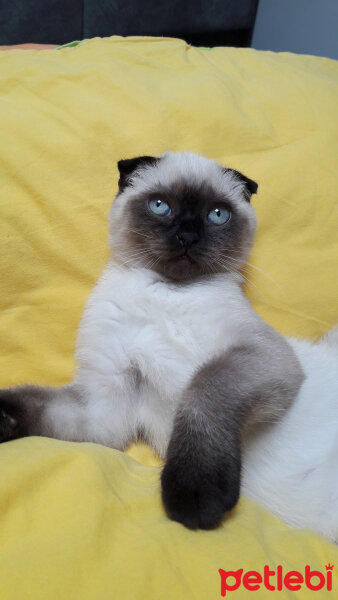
[109,152,258,281]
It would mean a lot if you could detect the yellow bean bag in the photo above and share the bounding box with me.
[0,37,337,599]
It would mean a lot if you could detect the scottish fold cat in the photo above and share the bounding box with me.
[0,152,337,542]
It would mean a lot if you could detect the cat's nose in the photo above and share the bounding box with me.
[176,230,199,249]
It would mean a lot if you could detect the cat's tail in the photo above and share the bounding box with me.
[0,383,93,444]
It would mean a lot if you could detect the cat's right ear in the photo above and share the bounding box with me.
[227,169,258,202]
[117,156,158,191]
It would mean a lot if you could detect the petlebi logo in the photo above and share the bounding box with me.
[219,564,334,596]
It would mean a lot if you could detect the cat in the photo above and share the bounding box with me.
[0,151,337,542]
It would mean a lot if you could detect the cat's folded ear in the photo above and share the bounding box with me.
[117,156,158,191]
[226,169,258,202]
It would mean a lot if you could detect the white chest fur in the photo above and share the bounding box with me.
[74,263,258,453]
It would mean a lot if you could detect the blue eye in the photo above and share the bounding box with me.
[207,207,231,225]
[148,199,171,216]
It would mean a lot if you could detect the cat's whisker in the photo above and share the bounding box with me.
[118,249,153,262]
[119,251,153,267]
[143,253,161,271]
[211,257,268,299]
[119,247,153,256]
[244,263,285,295]
[126,229,154,240]
[210,251,285,296]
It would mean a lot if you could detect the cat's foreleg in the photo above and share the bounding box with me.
[0,383,132,449]
[161,330,304,529]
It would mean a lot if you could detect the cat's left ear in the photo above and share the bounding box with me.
[117,155,158,191]
[227,169,258,202]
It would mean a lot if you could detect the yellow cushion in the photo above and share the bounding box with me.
[0,37,337,598]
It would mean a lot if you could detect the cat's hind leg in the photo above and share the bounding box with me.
[0,383,134,449]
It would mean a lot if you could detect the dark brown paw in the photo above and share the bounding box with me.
[161,451,241,530]
[0,386,43,443]
[0,391,22,442]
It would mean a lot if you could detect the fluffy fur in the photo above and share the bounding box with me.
[242,329,338,542]
[0,152,336,542]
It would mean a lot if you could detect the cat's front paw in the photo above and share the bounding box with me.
[161,451,241,530]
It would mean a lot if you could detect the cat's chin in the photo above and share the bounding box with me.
[155,255,205,282]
